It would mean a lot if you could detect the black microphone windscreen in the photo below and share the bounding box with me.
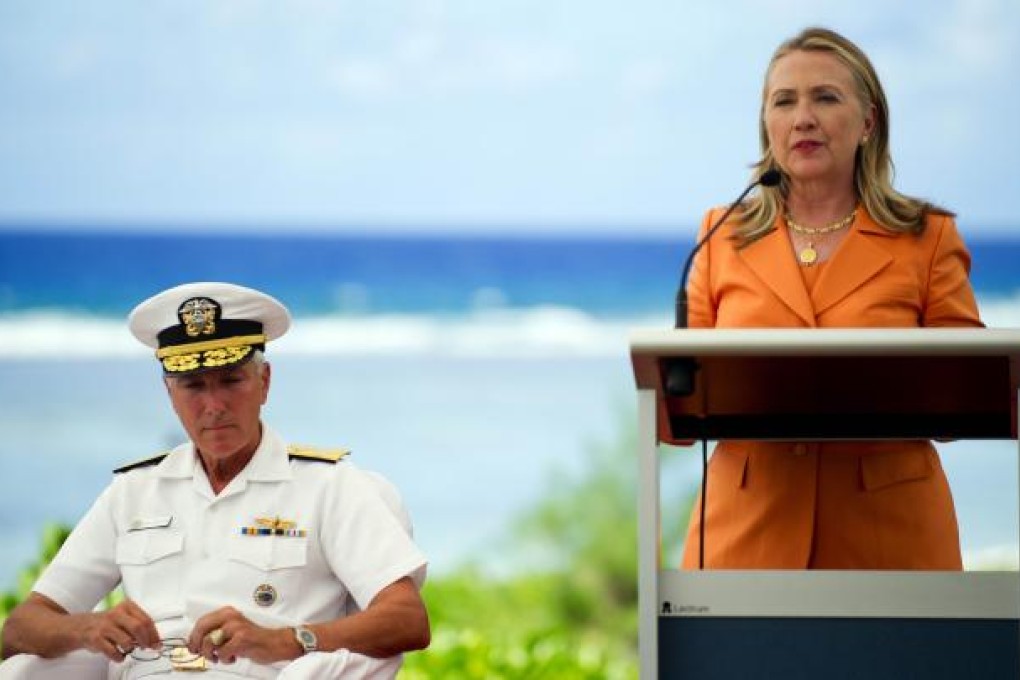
[760,169,782,187]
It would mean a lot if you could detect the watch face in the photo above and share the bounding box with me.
[296,627,317,651]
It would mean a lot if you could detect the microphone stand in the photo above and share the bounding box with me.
[667,169,781,396]
[667,169,781,571]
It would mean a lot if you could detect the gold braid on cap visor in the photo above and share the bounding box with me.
[156,334,266,373]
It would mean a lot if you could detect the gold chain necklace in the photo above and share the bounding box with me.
[786,209,856,265]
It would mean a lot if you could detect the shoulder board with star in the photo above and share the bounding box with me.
[113,452,169,475]
[287,444,350,464]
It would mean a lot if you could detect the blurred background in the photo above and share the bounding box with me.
[2,1,1019,675]
[2,0,1018,229]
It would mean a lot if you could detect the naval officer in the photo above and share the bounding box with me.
[0,282,429,679]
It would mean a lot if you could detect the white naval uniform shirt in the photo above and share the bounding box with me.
[32,426,427,677]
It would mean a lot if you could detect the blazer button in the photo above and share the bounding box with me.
[792,443,808,456]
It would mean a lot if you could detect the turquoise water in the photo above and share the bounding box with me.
[1,229,1018,586]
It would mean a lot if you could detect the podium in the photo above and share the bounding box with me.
[630,328,1020,679]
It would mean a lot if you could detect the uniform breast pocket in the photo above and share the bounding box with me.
[227,535,308,571]
[225,534,310,611]
[115,529,185,615]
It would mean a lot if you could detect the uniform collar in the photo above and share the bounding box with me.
[155,424,293,482]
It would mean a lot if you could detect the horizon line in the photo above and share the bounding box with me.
[0,218,1017,239]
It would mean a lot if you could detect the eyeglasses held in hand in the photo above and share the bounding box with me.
[130,637,202,665]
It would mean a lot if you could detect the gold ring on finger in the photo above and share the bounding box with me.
[207,628,226,647]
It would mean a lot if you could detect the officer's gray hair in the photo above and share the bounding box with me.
[248,350,268,376]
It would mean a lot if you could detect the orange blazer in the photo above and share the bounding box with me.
[681,207,983,570]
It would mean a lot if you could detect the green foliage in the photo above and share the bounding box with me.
[1,522,73,654]
[403,567,638,679]
[1,523,121,627]
[403,411,690,677]
[402,627,635,679]
[1,523,71,621]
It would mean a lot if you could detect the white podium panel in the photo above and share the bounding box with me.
[631,328,1020,679]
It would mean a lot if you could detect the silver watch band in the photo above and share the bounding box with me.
[293,625,317,654]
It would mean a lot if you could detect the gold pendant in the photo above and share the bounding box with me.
[799,244,818,265]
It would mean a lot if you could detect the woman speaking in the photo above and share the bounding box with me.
[681,27,983,570]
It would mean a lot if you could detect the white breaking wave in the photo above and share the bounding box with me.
[282,307,643,358]
[963,544,1020,571]
[0,307,659,359]
[1,292,1016,359]
[978,293,1020,328]
[0,311,146,359]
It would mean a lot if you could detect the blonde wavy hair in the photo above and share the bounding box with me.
[733,26,949,248]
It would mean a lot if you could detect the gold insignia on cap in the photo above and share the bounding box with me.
[253,583,278,607]
[163,353,202,374]
[178,297,220,337]
[157,336,263,374]
[130,282,291,377]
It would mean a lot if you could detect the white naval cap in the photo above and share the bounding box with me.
[128,282,291,375]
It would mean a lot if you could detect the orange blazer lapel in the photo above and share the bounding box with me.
[812,212,894,317]
[737,225,815,327]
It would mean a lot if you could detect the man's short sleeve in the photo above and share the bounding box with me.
[319,466,427,610]
[33,483,122,614]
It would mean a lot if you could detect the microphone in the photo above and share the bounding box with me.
[666,169,781,398]
[674,168,782,329]
[668,168,781,570]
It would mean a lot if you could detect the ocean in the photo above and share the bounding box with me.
[1,228,1019,586]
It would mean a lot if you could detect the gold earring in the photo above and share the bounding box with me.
[861,135,870,145]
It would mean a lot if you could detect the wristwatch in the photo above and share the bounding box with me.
[293,626,318,654]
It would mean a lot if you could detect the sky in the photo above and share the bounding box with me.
[0,0,1018,234]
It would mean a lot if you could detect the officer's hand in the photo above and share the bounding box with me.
[80,599,160,662]
[188,606,301,665]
